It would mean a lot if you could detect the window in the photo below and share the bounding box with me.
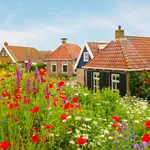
[62,62,68,73]
[51,62,56,72]
[111,74,120,91]
[5,52,8,56]
[1,51,4,57]
[84,52,89,62]
[93,72,100,92]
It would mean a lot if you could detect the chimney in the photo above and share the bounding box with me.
[60,37,68,44]
[115,25,124,39]
[4,41,8,47]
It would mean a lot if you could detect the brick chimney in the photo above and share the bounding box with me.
[4,41,8,47]
[115,25,124,39]
[60,37,68,44]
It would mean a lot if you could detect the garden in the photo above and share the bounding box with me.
[0,63,150,150]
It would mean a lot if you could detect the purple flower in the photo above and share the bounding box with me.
[45,84,49,95]
[26,58,32,71]
[118,136,121,139]
[26,78,31,90]
[114,141,119,145]
[134,144,140,149]
[34,68,39,79]
[142,141,148,146]
[124,139,128,143]
[57,86,61,91]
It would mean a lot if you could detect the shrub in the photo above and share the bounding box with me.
[129,69,150,99]
[30,64,46,71]
[57,73,70,80]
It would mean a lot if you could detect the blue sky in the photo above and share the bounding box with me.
[0,0,150,50]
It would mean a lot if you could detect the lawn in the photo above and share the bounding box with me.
[0,66,150,150]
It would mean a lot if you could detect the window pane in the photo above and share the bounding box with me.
[52,65,56,72]
[63,65,67,72]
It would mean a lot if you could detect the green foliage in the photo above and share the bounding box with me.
[57,73,70,80]
[0,63,8,69]
[129,70,150,99]
[30,63,46,71]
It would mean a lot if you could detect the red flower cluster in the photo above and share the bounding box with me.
[30,106,39,113]
[44,124,54,129]
[32,135,39,143]
[77,137,87,145]
[60,114,68,120]
[0,141,11,149]
[142,134,150,142]
[112,115,120,122]
[145,120,150,129]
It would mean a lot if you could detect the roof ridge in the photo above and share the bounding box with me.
[65,44,73,59]
[125,35,150,38]
[6,46,18,62]
[8,45,36,49]
[120,41,132,68]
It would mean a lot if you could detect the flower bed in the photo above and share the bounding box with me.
[0,67,150,149]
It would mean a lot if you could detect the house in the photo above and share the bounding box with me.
[0,41,45,67]
[46,38,81,77]
[38,51,52,62]
[74,41,108,85]
[83,26,150,96]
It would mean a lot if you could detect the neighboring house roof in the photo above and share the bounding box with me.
[74,41,108,70]
[1,42,44,63]
[87,42,108,57]
[39,51,52,60]
[47,43,81,60]
[84,36,150,71]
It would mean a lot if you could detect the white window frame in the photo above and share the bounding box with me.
[5,52,7,56]
[62,62,68,73]
[111,74,120,91]
[83,52,89,62]
[51,62,56,73]
[93,72,100,92]
[1,51,4,57]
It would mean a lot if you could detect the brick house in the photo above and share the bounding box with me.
[46,38,81,77]
[0,41,47,67]
[83,26,150,96]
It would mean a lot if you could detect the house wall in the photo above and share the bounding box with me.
[47,60,74,77]
[0,48,14,64]
[76,68,84,85]
[85,70,127,96]
[77,47,92,68]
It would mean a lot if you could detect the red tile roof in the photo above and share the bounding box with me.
[6,45,41,63]
[85,36,150,70]
[87,42,108,57]
[47,43,81,60]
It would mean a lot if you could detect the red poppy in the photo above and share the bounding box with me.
[59,94,66,99]
[32,135,39,143]
[58,81,64,87]
[141,134,150,142]
[112,123,118,128]
[5,74,12,77]
[35,89,39,93]
[112,115,120,122]
[44,124,54,129]
[9,103,15,110]
[77,137,87,145]
[49,84,53,88]
[145,120,150,129]
[39,68,46,76]
[30,106,39,113]
[7,114,13,118]
[73,97,78,103]
[0,141,11,149]
[14,118,19,122]
[60,114,68,120]
[53,101,58,106]
[45,95,49,99]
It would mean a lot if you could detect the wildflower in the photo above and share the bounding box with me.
[7,114,13,118]
[69,140,75,144]
[85,118,92,121]
[60,114,68,120]
[73,97,78,103]
[34,68,39,79]
[133,144,140,149]
[77,137,87,145]
[142,141,149,146]
[112,115,120,122]
[44,124,54,129]
[14,118,19,122]
[26,58,32,71]
[0,141,11,149]
[58,81,64,87]
[49,83,54,88]
[141,134,150,142]
[30,106,39,113]
[32,135,39,143]
[145,120,150,129]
